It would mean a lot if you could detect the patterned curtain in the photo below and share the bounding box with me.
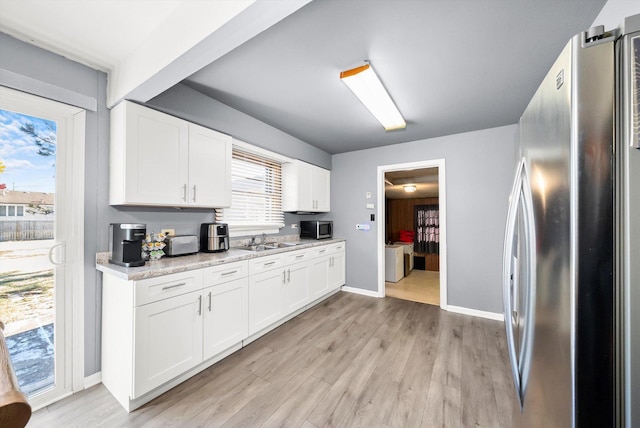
[415,204,439,254]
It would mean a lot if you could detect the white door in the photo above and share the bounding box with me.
[329,251,346,290]
[308,255,330,301]
[248,269,284,335]
[203,278,248,360]
[0,87,85,409]
[133,290,203,398]
[312,166,330,212]
[188,123,231,207]
[283,261,309,314]
[124,102,189,205]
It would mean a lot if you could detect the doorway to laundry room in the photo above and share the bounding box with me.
[377,160,447,307]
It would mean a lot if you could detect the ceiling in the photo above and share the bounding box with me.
[184,0,607,154]
[385,168,439,199]
[0,0,609,155]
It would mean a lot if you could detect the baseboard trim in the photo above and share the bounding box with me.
[447,305,504,321]
[341,286,381,298]
[84,372,102,389]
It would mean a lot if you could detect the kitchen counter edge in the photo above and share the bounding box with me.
[96,238,346,281]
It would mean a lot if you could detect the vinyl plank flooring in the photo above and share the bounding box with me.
[30,292,514,428]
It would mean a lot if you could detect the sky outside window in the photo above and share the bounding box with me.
[0,108,57,193]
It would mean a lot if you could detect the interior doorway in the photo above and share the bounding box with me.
[376,160,447,308]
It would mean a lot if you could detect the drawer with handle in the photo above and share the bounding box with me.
[249,254,285,275]
[202,260,248,287]
[134,269,204,306]
[286,248,310,264]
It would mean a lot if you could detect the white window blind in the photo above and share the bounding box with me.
[215,148,284,232]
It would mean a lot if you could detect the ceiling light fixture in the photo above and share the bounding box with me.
[340,62,406,131]
[404,185,417,193]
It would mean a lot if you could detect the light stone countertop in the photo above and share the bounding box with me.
[96,238,346,281]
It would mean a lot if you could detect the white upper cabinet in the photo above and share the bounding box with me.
[282,159,330,212]
[110,101,231,207]
[188,123,231,207]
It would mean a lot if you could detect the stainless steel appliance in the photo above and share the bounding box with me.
[300,220,333,239]
[200,223,229,252]
[109,223,146,267]
[164,235,199,256]
[503,15,640,427]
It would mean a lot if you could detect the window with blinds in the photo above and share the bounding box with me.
[215,148,284,232]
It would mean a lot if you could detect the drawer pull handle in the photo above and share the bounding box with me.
[162,282,186,291]
[319,250,326,253]
[264,261,276,266]
[295,255,305,259]
[221,270,238,276]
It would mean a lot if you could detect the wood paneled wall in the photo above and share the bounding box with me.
[386,197,440,271]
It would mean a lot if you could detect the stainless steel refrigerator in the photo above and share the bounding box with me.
[502,14,640,427]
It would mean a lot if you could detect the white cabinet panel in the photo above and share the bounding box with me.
[329,251,346,291]
[284,261,309,314]
[282,160,330,212]
[188,123,231,208]
[308,255,330,301]
[203,278,248,360]
[312,166,331,212]
[111,101,189,206]
[248,268,285,335]
[110,101,231,208]
[133,290,203,398]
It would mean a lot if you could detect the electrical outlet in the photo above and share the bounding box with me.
[161,228,175,236]
[291,224,298,229]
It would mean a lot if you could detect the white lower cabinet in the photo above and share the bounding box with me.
[328,243,346,291]
[133,289,203,398]
[283,251,310,314]
[308,251,330,301]
[102,242,345,412]
[202,262,248,361]
[248,265,286,335]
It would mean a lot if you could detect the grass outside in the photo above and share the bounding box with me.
[0,270,54,332]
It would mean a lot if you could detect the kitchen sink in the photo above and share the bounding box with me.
[235,242,301,252]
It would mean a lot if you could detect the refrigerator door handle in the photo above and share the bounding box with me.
[503,159,525,409]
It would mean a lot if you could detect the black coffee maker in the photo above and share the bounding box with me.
[109,223,146,267]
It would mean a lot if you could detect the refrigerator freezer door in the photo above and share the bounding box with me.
[510,32,615,427]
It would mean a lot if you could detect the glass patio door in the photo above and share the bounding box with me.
[0,87,84,408]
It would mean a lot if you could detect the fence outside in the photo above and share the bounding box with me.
[0,220,54,241]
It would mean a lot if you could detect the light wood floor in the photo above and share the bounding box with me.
[386,269,440,306]
[30,292,515,428]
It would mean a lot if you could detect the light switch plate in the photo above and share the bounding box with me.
[161,228,175,236]
[366,203,374,209]
[356,223,371,231]
[366,192,372,199]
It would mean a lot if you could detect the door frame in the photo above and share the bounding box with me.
[0,86,85,409]
[376,159,448,309]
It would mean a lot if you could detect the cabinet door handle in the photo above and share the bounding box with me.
[282,270,286,284]
[162,282,186,291]
[208,291,212,312]
[198,295,202,316]
[182,184,187,202]
[287,269,291,283]
[192,185,197,202]
[221,270,238,276]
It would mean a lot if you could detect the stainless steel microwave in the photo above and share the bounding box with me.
[300,220,332,239]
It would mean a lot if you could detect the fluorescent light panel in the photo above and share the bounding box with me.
[403,185,416,193]
[340,63,406,131]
